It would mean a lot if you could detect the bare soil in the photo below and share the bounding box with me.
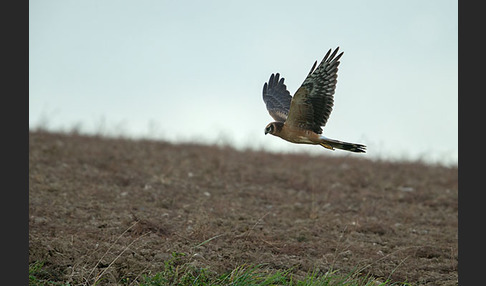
[29,131,458,285]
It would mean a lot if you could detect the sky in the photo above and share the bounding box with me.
[29,0,458,166]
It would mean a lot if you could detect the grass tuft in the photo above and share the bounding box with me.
[136,252,410,286]
[29,261,71,286]
[140,252,214,286]
[30,253,411,286]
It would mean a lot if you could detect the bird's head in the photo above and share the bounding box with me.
[264,122,283,135]
[264,123,275,135]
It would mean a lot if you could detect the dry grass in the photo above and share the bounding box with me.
[29,131,458,285]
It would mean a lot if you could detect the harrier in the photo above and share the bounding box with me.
[262,47,366,153]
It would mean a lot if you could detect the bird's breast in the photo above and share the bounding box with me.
[276,125,320,144]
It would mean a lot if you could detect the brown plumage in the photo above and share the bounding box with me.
[262,47,366,153]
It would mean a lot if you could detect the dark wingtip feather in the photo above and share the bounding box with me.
[307,60,318,76]
[274,73,280,85]
[328,48,339,61]
[269,73,275,86]
[322,48,332,62]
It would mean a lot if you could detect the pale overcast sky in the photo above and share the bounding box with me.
[29,0,458,165]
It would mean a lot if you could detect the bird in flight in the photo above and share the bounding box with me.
[262,47,366,153]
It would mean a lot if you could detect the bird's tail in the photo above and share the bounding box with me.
[319,136,366,153]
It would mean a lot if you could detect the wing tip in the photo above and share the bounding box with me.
[323,47,344,63]
[262,82,268,96]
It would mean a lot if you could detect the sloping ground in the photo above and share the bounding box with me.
[29,131,458,285]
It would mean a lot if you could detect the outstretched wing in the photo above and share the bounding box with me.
[285,47,343,134]
[262,73,292,122]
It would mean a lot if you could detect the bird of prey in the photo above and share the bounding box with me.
[262,47,366,153]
